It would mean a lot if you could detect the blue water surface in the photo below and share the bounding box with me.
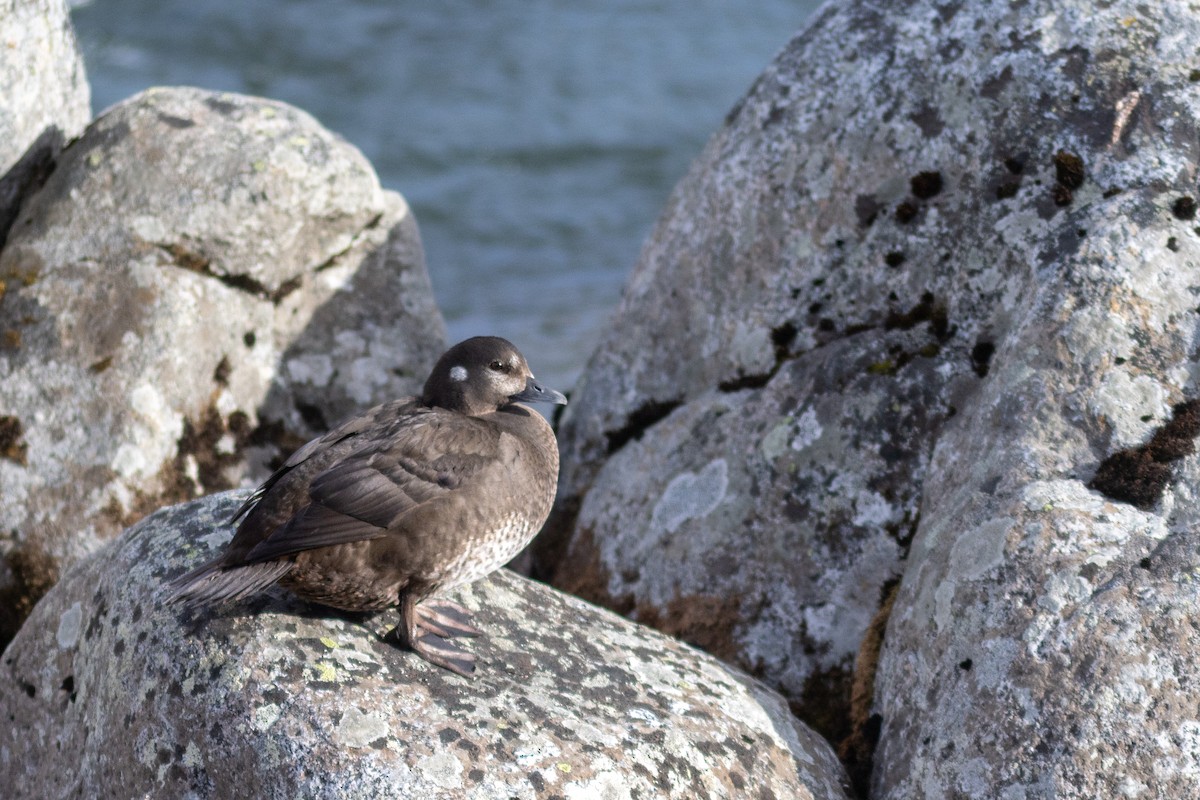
[70,0,821,390]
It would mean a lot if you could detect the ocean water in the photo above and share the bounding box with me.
[69,0,822,391]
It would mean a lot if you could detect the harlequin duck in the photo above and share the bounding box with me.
[166,336,567,676]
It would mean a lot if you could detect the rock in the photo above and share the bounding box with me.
[0,87,445,647]
[539,0,1200,795]
[536,0,966,751]
[0,492,851,800]
[553,326,947,746]
[849,2,1200,797]
[0,0,91,247]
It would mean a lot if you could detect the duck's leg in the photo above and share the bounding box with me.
[384,593,478,677]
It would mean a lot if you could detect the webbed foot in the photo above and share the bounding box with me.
[415,598,483,639]
[385,595,481,676]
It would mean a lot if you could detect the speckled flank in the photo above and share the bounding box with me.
[438,513,537,591]
[0,492,850,799]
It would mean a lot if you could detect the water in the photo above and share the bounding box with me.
[69,0,821,391]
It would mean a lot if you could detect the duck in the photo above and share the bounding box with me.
[166,336,567,676]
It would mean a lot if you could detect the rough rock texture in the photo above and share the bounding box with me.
[539,0,1200,796]
[537,0,968,746]
[0,492,850,800]
[554,325,947,745]
[0,0,91,247]
[0,87,445,646]
[853,3,1200,798]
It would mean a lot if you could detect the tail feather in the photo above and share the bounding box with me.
[227,487,265,526]
[165,559,293,607]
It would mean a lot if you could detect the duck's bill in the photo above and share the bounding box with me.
[510,377,568,405]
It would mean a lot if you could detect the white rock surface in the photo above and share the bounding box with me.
[0,0,91,244]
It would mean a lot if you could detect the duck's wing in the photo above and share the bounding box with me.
[241,412,502,564]
[227,399,412,526]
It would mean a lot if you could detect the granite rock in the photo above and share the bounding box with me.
[850,1,1200,797]
[537,0,975,747]
[0,0,91,246]
[0,86,445,645]
[540,0,1200,795]
[0,492,850,800]
[552,324,952,745]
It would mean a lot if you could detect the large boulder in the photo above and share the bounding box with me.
[537,0,967,747]
[0,492,851,799]
[553,326,943,743]
[0,0,91,246]
[538,0,1200,795]
[0,87,445,646]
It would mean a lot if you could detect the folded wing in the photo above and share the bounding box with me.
[240,414,500,563]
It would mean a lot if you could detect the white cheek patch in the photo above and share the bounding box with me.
[449,366,468,382]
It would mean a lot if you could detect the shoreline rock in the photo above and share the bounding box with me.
[0,491,850,799]
[0,0,91,248]
[537,0,1200,796]
[0,87,445,647]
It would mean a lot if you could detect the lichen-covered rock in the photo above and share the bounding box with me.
[553,323,951,744]
[540,0,1200,795]
[537,0,973,747]
[0,87,445,646]
[0,492,850,800]
[0,0,91,246]
[847,2,1200,797]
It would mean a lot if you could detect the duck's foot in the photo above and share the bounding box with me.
[414,630,478,676]
[415,598,483,639]
[384,595,480,677]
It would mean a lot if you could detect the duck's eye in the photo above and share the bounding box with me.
[489,360,509,373]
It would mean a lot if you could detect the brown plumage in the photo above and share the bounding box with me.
[166,336,567,675]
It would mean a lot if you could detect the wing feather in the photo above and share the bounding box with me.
[233,409,506,563]
[165,559,294,606]
[307,461,420,527]
[244,504,389,563]
[228,399,419,526]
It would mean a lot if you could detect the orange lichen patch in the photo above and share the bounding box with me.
[635,593,747,665]
[553,527,750,667]
[3,330,19,349]
[1053,149,1085,189]
[551,526,635,616]
[0,415,28,464]
[2,258,42,288]
[103,403,257,530]
[163,241,211,272]
[88,356,114,374]
[0,541,61,651]
[839,580,899,798]
[797,664,855,752]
